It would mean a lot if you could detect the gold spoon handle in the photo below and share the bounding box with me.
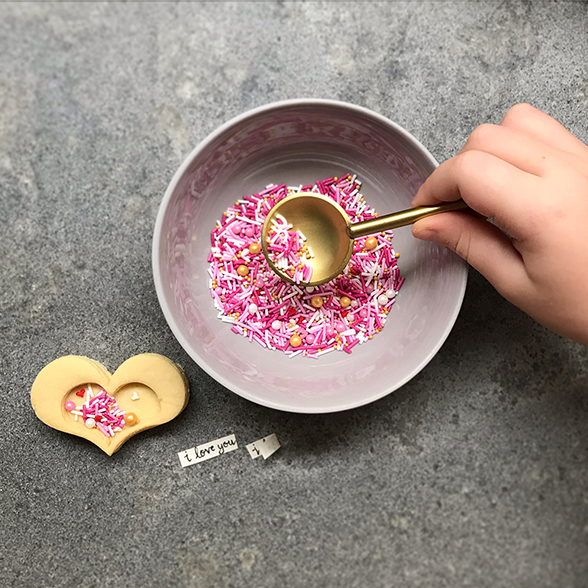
[347,199,468,239]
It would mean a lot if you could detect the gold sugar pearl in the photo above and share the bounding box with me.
[311,296,324,308]
[248,242,261,254]
[340,296,351,308]
[365,237,378,250]
[395,252,400,258]
[290,334,302,348]
[125,412,139,427]
[237,265,249,277]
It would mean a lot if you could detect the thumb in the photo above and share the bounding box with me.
[412,211,529,301]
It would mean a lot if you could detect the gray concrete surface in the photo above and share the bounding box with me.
[1,2,587,587]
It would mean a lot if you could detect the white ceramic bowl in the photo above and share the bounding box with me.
[153,100,467,413]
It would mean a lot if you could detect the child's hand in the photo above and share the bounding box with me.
[412,103,588,345]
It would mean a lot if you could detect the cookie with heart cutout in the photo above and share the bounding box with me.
[31,354,189,455]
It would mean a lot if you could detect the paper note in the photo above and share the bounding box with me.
[246,433,281,460]
[178,433,238,467]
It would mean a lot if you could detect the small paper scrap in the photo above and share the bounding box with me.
[246,434,281,460]
[178,433,238,468]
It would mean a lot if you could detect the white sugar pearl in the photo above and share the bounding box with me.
[248,303,258,314]
[348,314,355,323]
[386,289,396,299]
[85,418,96,429]
[377,294,389,306]
[271,320,281,331]
[305,286,315,293]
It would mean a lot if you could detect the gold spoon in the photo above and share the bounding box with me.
[261,192,467,286]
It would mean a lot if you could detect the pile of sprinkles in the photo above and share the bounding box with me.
[207,174,404,358]
[64,385,137,437]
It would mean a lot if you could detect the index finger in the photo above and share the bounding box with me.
[411,149,541,239]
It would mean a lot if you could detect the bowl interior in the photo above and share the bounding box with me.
[153,101,467,413]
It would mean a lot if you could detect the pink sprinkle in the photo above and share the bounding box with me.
[97,422,110,436]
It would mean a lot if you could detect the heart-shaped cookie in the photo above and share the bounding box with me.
[31,354,189,455]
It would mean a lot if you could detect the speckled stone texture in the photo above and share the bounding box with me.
[1,2,587,587]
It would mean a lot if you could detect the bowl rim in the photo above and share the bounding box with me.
[152,98,468,413]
